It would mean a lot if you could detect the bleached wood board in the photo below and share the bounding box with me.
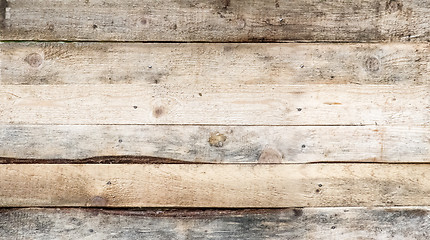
[1,42,429,85]
[0,84,428,125]
[1,125,429,163]
[1,0,429,42]
[1,207,430,240]
[2,164,430,207]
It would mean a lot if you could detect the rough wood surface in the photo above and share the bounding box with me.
[2,164,430,207]
[1,0,430,42]
[1,125,429,163]
[0,84,428,125]
[1,42,429,85]
[1,207,430,239]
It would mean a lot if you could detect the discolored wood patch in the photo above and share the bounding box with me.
[24,53,43,68]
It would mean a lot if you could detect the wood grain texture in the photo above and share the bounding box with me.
[2,207,430,240]
[1,125,429,163]
[0,207,430,240]
[1,42,429,85]
[2,164,430,207]
[1,0,430,42]
[0,84,428,125]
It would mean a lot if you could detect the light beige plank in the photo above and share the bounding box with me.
[1,42,429,85]
[1,164,430,207]
[1,207,430,240]
[1,125,429,163]
[1,0,429,42]
[0,84,428,125]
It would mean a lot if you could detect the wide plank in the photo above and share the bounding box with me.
[1,125,429,163]
[1,0,430,42]
[1,42,429,85]
[0,84,428,125]
[1,207,430,239]
[1,164,430,207]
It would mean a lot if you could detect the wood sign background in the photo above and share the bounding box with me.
[1,0,430,239]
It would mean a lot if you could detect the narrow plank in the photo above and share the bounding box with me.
[2,164,430,207]
[1,42,429,85]
[1,125,429,163]
[1,207,430,240]
[0,84,428,125]
[1,0,430,42]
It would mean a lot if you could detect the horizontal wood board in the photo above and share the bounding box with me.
[1,42,429,85]
[2,164,430,207]
[2,207,430,239]
[0,84,428,125]
[1,0,430,42]
[1,125,429,163]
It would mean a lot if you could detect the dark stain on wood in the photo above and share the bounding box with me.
[222,0,230,11]
[386,0,403,13]
[90,196,107,207]
[365,56,380,72]
[0,0,7,29]
[208,132,227,147]
[258,147,283,163]
[24,53,44,68]
[153,106,165,118]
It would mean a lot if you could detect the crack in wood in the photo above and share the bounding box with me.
[0,156,211,164]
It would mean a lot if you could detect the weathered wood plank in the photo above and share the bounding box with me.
[1,164,430,207]
[1,125,429,163]
[1,42,429,85]
[1,207,430,240]
[1,0,430,42]
[0,84,428,125]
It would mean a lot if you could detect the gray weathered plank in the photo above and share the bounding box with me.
[2,164,430,207]
[0,84,428,125]
[1,125,429,163]
[1,42,428,85]
[1,0,430,42]
[1,207,430,240]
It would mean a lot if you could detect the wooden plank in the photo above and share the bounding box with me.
[1,42,429,85]
[1,125,429,163]
[1,0,430,42]
[2,208,430,240]
[0,84,428,125]
[2,164,430,207]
